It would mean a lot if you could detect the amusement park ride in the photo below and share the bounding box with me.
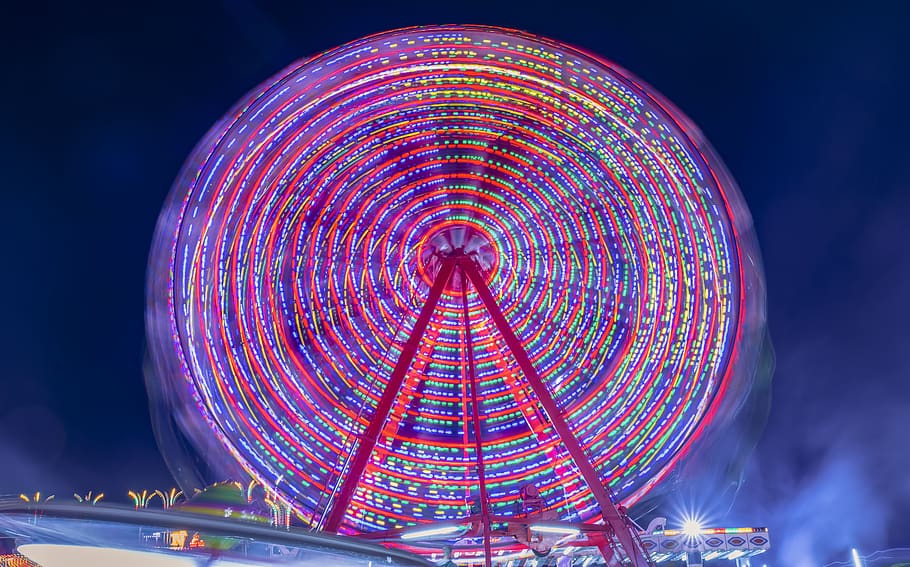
[1,25,773,567]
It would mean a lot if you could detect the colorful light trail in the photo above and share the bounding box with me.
[147,25,765,533]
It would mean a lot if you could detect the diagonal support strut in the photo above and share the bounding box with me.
[323,253,652,567]
[460,265,493,567]
[323,257,457,532]
[458,259,653,567]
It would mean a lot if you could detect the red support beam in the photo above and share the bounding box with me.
[460,266,493,567]
[458,258,652,567]
[323,258,457,532]
[597,543,623,567]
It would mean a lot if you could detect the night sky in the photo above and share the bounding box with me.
[3,1,909,565]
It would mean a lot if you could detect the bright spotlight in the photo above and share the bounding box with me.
[681,515,705,538]
[852,548,862,567]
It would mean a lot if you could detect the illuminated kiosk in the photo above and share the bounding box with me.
[144,26,773,566]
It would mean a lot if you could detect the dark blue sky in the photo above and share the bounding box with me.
[3,1,908,564]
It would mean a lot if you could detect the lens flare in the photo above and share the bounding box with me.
[681,515,706,539]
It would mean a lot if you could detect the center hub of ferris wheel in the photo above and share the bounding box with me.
[415,221,499,293]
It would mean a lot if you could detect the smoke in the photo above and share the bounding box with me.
[764,451,887,565]
[726,336,910,566]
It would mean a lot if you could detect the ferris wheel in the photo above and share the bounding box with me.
[147,25,767,567]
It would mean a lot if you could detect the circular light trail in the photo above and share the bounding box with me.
[147,25,766,533]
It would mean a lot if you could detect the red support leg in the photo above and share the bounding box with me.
[458,259,652,567]
[323,258,457,532]
[597,543,623,567]
[460,267,493,567]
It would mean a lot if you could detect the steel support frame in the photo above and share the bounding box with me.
[597,544,622,567]
[323,258,456,532]
[459,259,651,567]
[323,255,651,567]
[460,265,493,567]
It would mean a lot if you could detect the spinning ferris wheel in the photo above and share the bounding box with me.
[147,25,768,567]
